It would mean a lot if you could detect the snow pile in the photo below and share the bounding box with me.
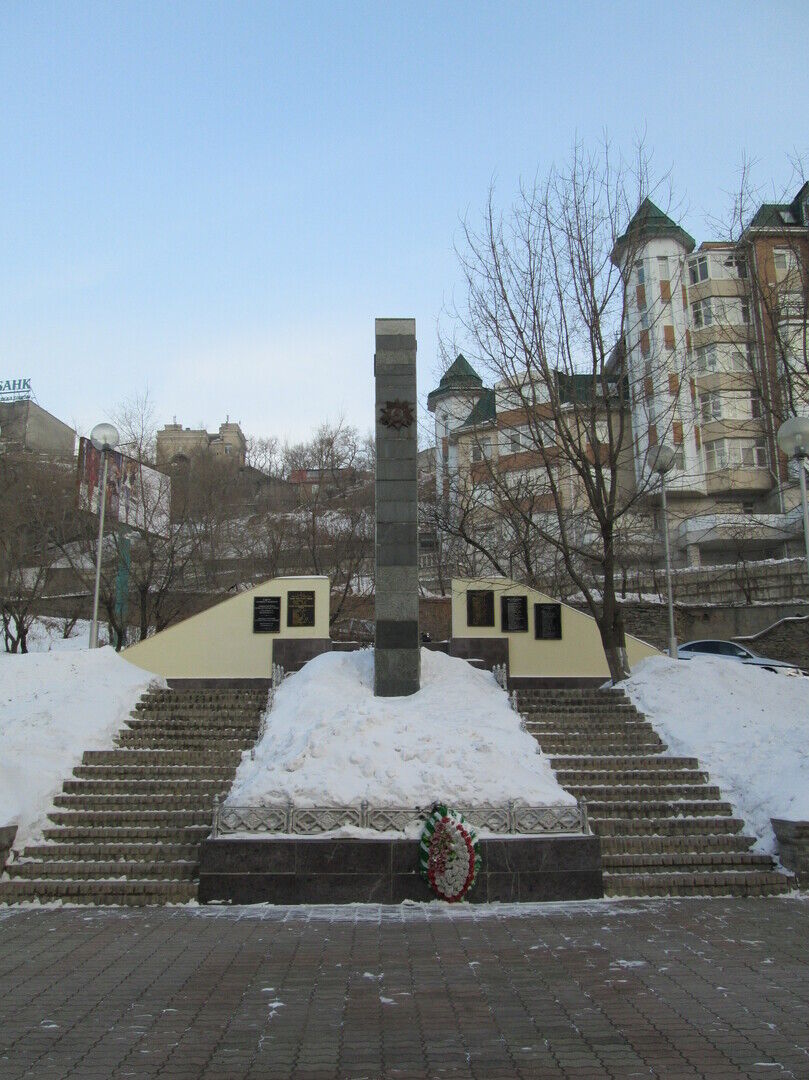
[0,648,161,847]
[229,648,573,809]
[620,655,809,853]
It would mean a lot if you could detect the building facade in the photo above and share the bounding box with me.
[0,400,76,460]
[156,420,247,467]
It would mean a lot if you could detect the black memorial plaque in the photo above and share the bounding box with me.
[253,596,281,634]
[535,602,562,640]
[500,594,528,633]
[287,590,316,628]
[467,589,495,628]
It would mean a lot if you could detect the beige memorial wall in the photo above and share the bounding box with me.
[451,578,659,678]
[123,576,331,680]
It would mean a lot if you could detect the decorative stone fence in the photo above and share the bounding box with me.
[212,800,589,837]
[772,819,809,886]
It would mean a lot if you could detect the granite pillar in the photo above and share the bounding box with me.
[374,318,420,696]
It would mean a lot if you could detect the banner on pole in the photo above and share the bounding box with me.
[77,437,171,538]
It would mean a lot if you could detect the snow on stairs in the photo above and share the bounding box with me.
[516,687,792,898]
[0,686,266,906]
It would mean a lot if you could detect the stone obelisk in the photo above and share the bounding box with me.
[374,318,420,696]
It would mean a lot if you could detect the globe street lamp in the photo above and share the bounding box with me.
[89,422,119,649]
[647,443,678,659]
[777,416,809,589]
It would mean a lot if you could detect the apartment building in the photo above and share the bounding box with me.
[426,355,639,578]
[428,183,809,574]
[613,188,808,566]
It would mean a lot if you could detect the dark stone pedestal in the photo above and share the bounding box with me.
[772,818,809,885]
[198,834,603,905]
[0,824,17,872]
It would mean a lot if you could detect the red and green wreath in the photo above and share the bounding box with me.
[419,804,482,902]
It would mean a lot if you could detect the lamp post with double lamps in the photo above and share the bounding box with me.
[88,422,119,649]
[777,416,809,589]
[646,443,678,659]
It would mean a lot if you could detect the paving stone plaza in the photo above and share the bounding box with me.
[1,897,808,1079]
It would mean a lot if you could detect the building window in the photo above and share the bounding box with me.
[689,255,709,285]
[704,437,767,471]
[691,298,712,328]
[699,391,722,422]
[471,437,491,463]
[723,254,748,279]
[696,344,718,373]
[501,427,528,455]
[657,256,669,279]
[536,419,557,445]
[634,261,645,285]
[740,298,750,324]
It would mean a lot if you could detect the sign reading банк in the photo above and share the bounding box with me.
[0,378,32,401]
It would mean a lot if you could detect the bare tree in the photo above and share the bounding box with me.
[245,434,283,477]
[0,452,73,652]
[282,420,375,628]
[439,141,687,680]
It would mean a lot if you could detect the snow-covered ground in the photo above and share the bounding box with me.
[229,648,574,809]
[0,617,99,655]
[620,655,809,853]
[0,648,160,848]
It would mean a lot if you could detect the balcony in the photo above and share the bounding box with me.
[676,506,803,554]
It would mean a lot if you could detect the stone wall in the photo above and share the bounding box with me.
[735,617,809,671]
[603,601,809,668]
[619,558,809,606]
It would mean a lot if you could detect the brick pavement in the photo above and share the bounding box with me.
[0,897,808,1079]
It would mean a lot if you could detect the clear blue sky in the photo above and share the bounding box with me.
[1,2,806,445]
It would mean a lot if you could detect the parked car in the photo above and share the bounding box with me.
[675,639,804,676]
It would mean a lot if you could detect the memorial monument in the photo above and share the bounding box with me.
[373,318,420,696]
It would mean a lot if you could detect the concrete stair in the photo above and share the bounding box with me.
[517,687,792,898]
[0,684,266,906]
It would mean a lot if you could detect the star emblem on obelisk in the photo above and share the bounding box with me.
[379,399,415,430]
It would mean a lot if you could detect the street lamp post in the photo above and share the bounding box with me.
[88,422,119,649]
[777,416,809,590]
[647,443,678,659]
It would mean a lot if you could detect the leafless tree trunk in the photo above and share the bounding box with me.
[439,140,684,680]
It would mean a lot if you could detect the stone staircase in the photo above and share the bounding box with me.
[516,687,792,897]
[0,685,266,906]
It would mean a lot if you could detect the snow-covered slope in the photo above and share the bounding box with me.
[620,655,809,853]
[0,647,161,847]
[229,648,574,809]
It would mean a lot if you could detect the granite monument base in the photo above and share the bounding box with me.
[198,834,603,905]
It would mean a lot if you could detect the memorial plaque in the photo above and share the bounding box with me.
[535,602,562,640]
[287,590,315,628]
[253,596,281,633]
[467,590,495,628]
[500,595,528,633]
